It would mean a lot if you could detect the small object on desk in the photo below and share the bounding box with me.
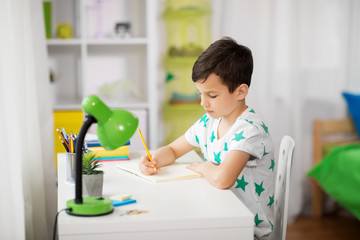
[86,140,101,147]
[56,127,85,153]
[59,136,69,152]
[110,193,132,201]
[61,127,68,142]
[113,199,136,207]
[65,153,76,184]
[118,209,149,216]
[126,209,149,216]
[96,156,130,162]
[56,128,69,151]
[89,145,130,158]
[138,128,156,172]
[87,139,130,147]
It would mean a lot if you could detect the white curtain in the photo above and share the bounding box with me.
[0,0,57,239]
[212,0,360,222]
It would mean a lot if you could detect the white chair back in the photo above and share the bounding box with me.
[272,136,295,240]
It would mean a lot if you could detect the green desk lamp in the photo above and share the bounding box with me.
[66,95,138,216]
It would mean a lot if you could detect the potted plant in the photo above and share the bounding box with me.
[82,152,104,197]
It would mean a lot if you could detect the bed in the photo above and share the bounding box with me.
[309,118,359,219]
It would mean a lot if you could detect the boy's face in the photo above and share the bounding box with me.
[195,73,246,120]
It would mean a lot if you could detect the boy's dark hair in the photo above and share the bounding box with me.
[192,37,253,92]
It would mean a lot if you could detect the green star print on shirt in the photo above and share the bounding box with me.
[232,130,246,141]
[195,135,199,144]
[210,131,216,142]
[199,115,209,127]
[255,213,264,226]
[244,118,254,125]
[235,175,249,191]
[255,181,265,197]
[269,159,275,171]
[267,194,274,208]
[213,152,221,164]
[261,121,269,134]
[263,146,269,156]
[224,142,228,151]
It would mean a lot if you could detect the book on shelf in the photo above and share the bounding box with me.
[89,145,130,161]
[86,139,130,148]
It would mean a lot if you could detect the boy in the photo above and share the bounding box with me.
[139,37,275,239]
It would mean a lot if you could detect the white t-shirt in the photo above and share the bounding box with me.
[185,107,275,239]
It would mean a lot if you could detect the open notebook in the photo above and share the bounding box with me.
[116,151,203,183]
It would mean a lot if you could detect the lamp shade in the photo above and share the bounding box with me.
[82,95,139,150]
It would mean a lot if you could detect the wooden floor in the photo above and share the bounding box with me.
[287,214,360,240]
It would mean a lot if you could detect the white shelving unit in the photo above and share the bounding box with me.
[47,0,159,149]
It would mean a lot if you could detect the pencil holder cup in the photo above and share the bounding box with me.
[65,153,76,184]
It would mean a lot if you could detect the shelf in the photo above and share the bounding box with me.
[54,102,149,111]
[48,0,159,150]
[164,103,203,111]
[164,56,198,66]
[107,103,150,110]
[163,9,211,18]
[53,104,82,111]
[85,44,147,105]
[47,38,148,46]
[47,39,82,46]
[86,38,148,45]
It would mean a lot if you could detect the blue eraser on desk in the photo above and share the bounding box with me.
[113,198,136,207]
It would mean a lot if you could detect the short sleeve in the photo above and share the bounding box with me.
[227,120,264,160]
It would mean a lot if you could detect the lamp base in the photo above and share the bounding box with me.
[66,197,113,216]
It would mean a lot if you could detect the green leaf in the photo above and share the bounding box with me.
[82,152,102,175]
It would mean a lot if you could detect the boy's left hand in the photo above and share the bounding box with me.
[186,162,205,175]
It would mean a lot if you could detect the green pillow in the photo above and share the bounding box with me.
[323,142,343,157]
[307,143,360,220]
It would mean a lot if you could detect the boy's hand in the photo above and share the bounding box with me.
[186,162,205,176]
[139,154,158,175]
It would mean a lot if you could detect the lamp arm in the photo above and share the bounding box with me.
[75,114,97,204]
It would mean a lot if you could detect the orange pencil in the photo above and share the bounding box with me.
[138,129,156,172]
[59,136,69,152]
[56,128,69,150]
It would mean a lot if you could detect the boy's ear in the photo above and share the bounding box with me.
[235,84,248,100]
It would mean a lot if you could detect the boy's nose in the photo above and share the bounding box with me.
[200,97,209,107]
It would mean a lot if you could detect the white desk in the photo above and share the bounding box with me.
[57,151,254,240]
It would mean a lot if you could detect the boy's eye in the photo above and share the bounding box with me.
[209,95,217,98]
